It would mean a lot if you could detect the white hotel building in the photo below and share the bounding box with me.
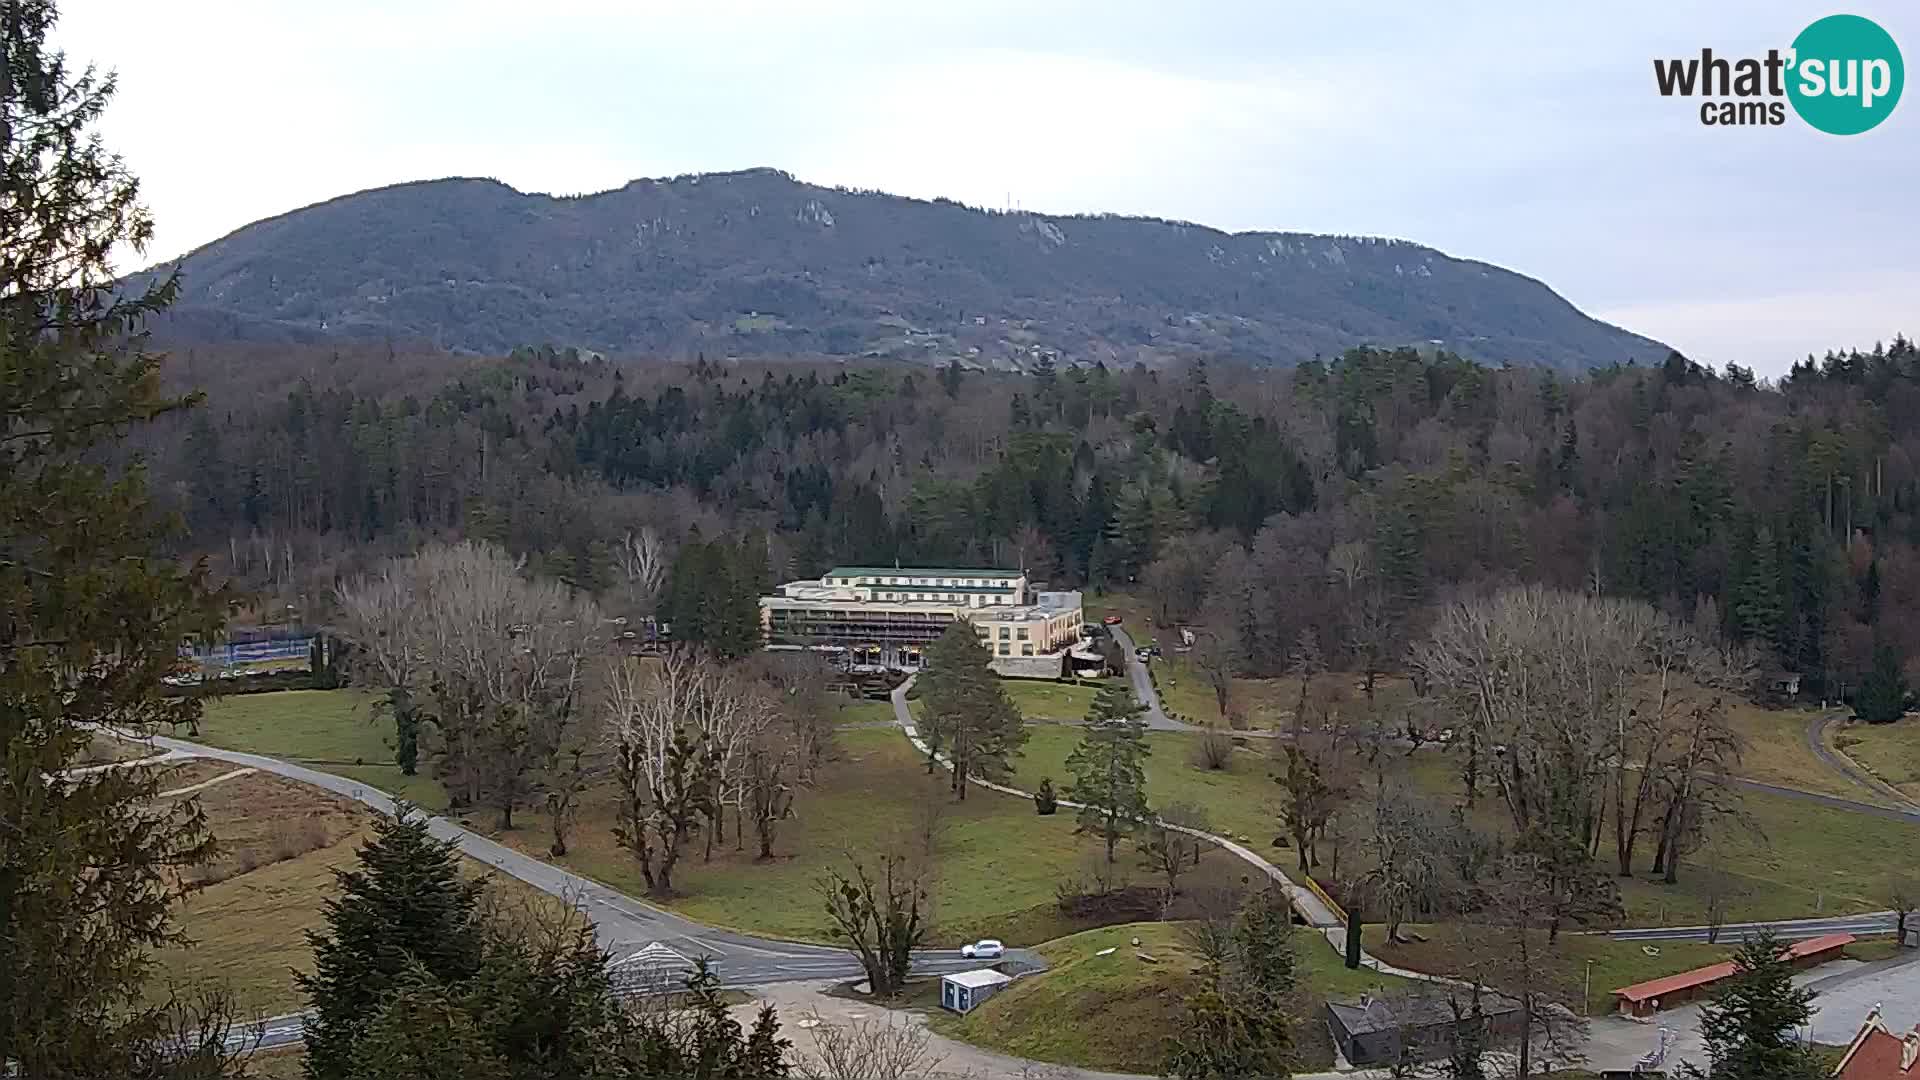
[760,567,1084,677]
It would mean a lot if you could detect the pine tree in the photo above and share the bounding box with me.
[2,5,239,1074]
[1853,641,1908,724]
[918,622,1027,799]
[1733,528,1785,648]
[1684,931,1824,1080]
[1063,682,1152,863]
[299,804,487,1079]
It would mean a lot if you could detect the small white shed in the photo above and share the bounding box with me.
[940,968,1014,1014]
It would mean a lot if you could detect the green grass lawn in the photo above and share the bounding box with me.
[933,921,1408,1073]
[487,728,1141,946]
[192,690,447,809]
[998,678,1112,722]
[829,698,896,726]
[1007,725,1279,846]
[1832,717,1920,802]
[1397,746,1920,925]
[1727,700,1899,804]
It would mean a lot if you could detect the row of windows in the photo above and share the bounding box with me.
[855,576,1014,587]
[879,591,1009,604]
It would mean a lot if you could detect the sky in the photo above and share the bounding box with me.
[53,1,1919,377]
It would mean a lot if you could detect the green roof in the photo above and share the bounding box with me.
[868,584,1016,594]
[827,567,1022,579]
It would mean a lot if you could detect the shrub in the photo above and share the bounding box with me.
[1034,776,1058,815]
[1189,728,1234,771]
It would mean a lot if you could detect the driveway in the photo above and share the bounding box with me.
[1106,625,1193,732]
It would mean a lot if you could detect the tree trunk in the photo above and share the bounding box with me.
[499,801,513,831]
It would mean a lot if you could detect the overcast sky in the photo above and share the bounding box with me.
[54,1,1917,376]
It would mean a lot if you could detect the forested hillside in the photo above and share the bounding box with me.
[147,338,1920,697]
[141,168,1665,371]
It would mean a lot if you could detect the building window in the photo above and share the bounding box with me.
[1022,644,1034,656]
[997,627,1009,639]
[998,643,1010,655]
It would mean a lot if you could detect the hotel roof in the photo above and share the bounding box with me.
[826,567,1023,579]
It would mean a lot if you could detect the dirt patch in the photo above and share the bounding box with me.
[181,771,369,887]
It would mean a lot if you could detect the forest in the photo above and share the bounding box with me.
[142,336,1920,700]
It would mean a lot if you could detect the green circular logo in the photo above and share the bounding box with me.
[1787,14,1903,134]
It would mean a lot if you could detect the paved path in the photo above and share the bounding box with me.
[1107,625,1195,732]
[1607,913,1902,943]
[138,732,1030,1049]
[1808,711,1920,812]
[888,676,1464,1004]
[157,765,256,798]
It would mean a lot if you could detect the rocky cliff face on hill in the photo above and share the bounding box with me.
[144,167,1666,371]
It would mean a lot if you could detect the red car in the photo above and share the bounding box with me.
[1102,614,1123,625]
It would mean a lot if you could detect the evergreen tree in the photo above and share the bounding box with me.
[918,622,1027,799]
[1062,681,1152,863]
[299,804,487,1079]
[1853,641,1908,724]
[1683,931,1824,1080]
[1,5,240,1074]
[1733,528,1786,648]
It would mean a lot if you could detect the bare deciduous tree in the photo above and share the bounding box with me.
[794,1010,946,1080]
[818,852,928,998]
[614,525,668,616]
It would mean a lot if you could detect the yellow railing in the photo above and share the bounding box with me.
[1302,873,1349,925]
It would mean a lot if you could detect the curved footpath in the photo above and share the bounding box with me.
[885,679,1442,988]
[136,731,1019,1050]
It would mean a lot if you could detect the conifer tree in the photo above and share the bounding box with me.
[918,621,1026,799]
[1,4,238,1074]
[1063,681,1152,863]
[299,804,486,1079]
[1853,641,1908,724]
[1684,931,1824,1080]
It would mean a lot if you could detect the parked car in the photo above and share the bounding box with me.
[1102,614,1123,625]
[961,938,1004,960]
[1135,647,1153,661]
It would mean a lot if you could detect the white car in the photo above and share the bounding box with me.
[961,938,1004,960]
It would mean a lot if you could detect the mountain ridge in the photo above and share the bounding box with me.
[143,166,1668,371]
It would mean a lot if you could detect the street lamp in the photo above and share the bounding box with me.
[1584,959,1594,1017]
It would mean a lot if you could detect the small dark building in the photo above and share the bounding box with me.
[1325,991,1524,1067]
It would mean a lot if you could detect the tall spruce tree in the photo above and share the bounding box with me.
[298,805,487,1079]
[1684,931,1824,1080]
[1853,641,1908,724]
[1,4,238,1075]
[918,621,1026,799]
[1063,681,1152,863]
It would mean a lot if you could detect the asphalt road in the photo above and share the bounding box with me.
[141,733,1032,1049]
[1108,624,1193,732]
[1607,912,1900,943]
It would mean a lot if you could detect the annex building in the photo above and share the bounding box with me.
[760,567,1084,677]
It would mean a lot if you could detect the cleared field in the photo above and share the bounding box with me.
[1832,717,1920,802]
[487,728,1160,946]
[193,690,447,809]
[154,768,572,1018]
[933,921,1408,1073]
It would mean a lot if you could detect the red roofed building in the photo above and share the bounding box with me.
[1832,1005,1920,1079]
[1610,934,1854,1018]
